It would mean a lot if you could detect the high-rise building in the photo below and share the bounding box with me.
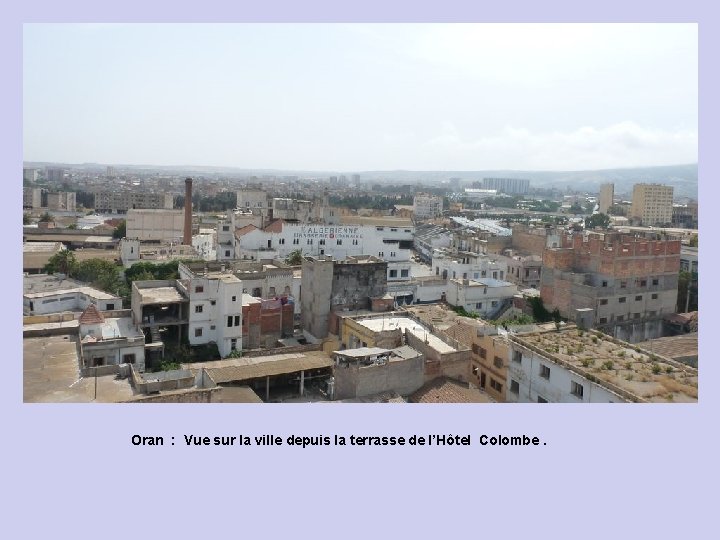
[413,194,443,220]
[481,177,530,195]
[46,168,65,183]
[47,191,76,212]
[599,183,614,214]
[23,168,38,183]
[630,183,673,226]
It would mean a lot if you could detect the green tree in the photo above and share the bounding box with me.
[569,202,583,214]
[38,211,53,223]
[44,249,78,275]
[584,213,611,229]
[23,213,30,225]
[67,223,77,230]
[285,249,303,266]
[689,235,698,247]
[112,220,126,239]
[74,259,124,293]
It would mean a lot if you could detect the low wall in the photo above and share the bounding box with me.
[242,343,322,357]
[81,364,123,378]
[123,387,219,403]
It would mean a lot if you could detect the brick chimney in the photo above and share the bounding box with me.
[183,177,192,245]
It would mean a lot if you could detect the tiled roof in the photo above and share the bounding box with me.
[409,377,494,403]
[235,224,259,237]
[78,304,105,325]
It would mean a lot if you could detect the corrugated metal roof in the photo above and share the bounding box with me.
[186,352,333,383]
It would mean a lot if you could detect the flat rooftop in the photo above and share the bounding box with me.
[24,286,118,301]
[511,328,698,403]
[137,286,186,304]
[24,335,135,403]
[81,317,144,343]
[355,316,457,354]
[450,278,514,288]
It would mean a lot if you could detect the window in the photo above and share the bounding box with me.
[493,356,503,368]
[473,272,479,279]
[390,251,396,257]
[224,250,230,257]
[633,313,641,319]
[513,351,522,364]
[307,239,313,245]
[652,279,659,286]
[599,317,608,324]
[620,281,627,288]
[540,364,550,379]
[337,239,342,246]
[510,380,520,394]
[269,287,276,296]
[222,225,229,232]
[211,300,216,305]
[106,303,115,311]
[481,271,487,278]
[617,315,624,322]
[619,297,626,303]
[376,227,384,231]
[122,354,136,364]
[195,285,204,293]
[491,301,498,307]
[227,316,233,327]
[492,271,498,279]
[234,315,240,326]
[601,280,608,287]
[230,338,237,351]
[319,239,325,245]
[537,396,548,403]
[490,379,502,393]
[401,269,409,278]
[195,328,203,337]
[651,293,658,300]
[195,305,203,313]
[635,295,642,301]
[210,325,215,330]
[391,228,397,232]
[389,270,398,278]
[476,302,483,310]
[649,311,657,317]
[639,279,647,287]
[378,251,384,257]
[279,238,285,245]
[571,381,584,398]
[600,299,608,305]
[352,239,358,245]
[293,238,299,245]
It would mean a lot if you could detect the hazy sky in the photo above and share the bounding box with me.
[23,23,697,171]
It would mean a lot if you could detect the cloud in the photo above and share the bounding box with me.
[420,121,698,170]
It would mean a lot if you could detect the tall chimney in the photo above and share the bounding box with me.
[183,177,193,245]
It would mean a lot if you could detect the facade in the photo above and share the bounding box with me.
[672,203,698,229]
[119,238,199,267]
[23,168,38,183]
[599,183,614,214]
[126,209,185,242]
[414,224,453,262]
[540,231,680,342]
[680,246,698,274]
[236,189,269,215]
[505,327,697,403]
[332,346,425,400]
[630,183,674,226]
[301,255,388,339]
[93,191,174,213]
[481,177,530,195]
[46,168,65,183]
[413,194,444,220]
[23,187,42,209]
[46,191,77,212]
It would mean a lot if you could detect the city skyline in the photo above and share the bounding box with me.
[23,23,697,171]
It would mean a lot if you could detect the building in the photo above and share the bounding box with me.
[78,304,146,371]
[672,203,698,229]
[125,209,185,242]
[413,194,444,220]
[23,168,38,183]
[46,191,77,212]
[505,327,697,403]
[46,167,65,183]
[481,177,530,195]
[446,278,518,319]
[630,183,674,226]
[332,346,425,400]
[599,183,614,214]
[24,274,123,315]
[23,242,65,274]
[338,311,471,383]
[414,223,453,262]
[301,255,388,339]
[93,191,174,213]
[23,187,42,209]
[241,294,294,349]
[540,231,680,342]
[680,246,698,274]
[236,188,269,216]
[462,188,498,201]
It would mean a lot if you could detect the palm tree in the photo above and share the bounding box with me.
[44,249,77,276]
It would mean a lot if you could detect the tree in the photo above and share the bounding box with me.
[112,220,126,239]
[607,204,627,216]
[285,249,303,266]
[689,235,698,247]
[584,213,611,230]
[44,249,77,275]
[38,211,53,223]
[569,202,583,214]
[584,201,597,214]
[23,213,30,225]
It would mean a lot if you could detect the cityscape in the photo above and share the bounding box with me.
[22,24,698,403]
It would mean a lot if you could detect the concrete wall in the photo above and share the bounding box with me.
[300,257,334,338]
[334,355,425,400]
[124,387,219,403]
[405,331,470,383]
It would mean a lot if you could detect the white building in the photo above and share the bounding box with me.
[119,238,199,267]
[24,274,122,315]
[78,304,146,371]
[413,194,444,220]
[463,188,498,201]
[445,278,518,318]
[236,189,269,215]
[192,229,217,262]
[432,251,508,282]
[481,178,530,195]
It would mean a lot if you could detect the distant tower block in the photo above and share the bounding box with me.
[183,178,193,245]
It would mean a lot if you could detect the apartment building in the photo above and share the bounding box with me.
[94,191,174,213]
[481,177,530,195]
[446,278,518,318]
[599,183,614,214]
[630,183,674,226]
[413,194,444,220]
[47,191,76,212]
[541,231,680,342]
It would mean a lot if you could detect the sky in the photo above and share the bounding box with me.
[23,23,698,171]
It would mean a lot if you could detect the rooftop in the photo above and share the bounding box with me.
[354,316,457,354]
[450,277,514,288]
[410,377,495,403]
[136,285,187,304]
[511,328,698,403]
